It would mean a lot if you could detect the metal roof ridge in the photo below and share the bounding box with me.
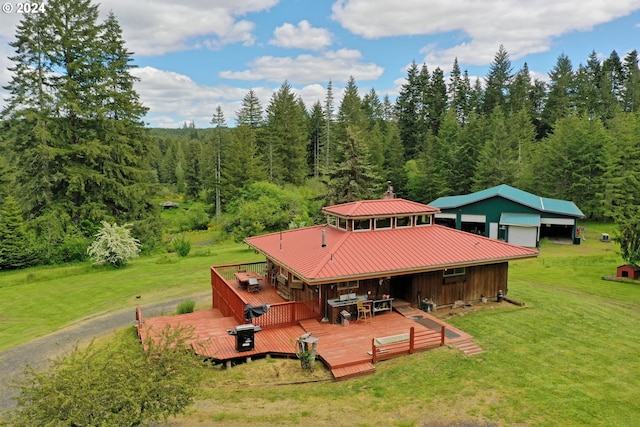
[309,229,352,278]
[346,200,364,216]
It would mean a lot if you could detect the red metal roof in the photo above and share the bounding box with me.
[323,198,440,217]
[245,224,538,283]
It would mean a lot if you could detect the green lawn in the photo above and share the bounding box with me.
[0,239,262,351]
[3,224,640,425]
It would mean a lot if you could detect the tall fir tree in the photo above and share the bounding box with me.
[622,50,640,113]
[326,126,382,205]
[396,61,426,158]
[308,101,325,179]
[262,81,309,185]
[427,67,448,135]
[472,107,517,190]
[541,53,576,135]
[2,0,157,245]
[536,115,608,218]
[448,58,471,124]
[0,195,35,270]
[600,112,640,219]
[483,45,513,114]
[206,105,229,220]
[323,80,335,173]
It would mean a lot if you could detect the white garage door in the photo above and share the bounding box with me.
[508,226,537,247]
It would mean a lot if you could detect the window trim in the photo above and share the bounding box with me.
[353,218,371,231]
[374,217,392,230]
[395,216,412,228]
[415,214,432,227]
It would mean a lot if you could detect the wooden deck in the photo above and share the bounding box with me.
[137,283,481,380]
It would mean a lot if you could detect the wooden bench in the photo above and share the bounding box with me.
[370,326,446,362]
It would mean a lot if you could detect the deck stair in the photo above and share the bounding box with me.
[453,338,484,356]
[330,361,376,380]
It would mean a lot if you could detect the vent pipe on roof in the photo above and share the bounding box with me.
[322,229,326,247]
[279,231,283,251]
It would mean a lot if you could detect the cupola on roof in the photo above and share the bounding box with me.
[322,198,440,218]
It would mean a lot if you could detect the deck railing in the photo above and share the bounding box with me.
[211,262,319,328]
[371,325,446,363]
[251,300,318,329]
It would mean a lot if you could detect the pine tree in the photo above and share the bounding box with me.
[472,107,517,190]
[622,50,640,112]
[601,112,640,218]
[483,45,513,114]
[2,0,157,244]
[537,115,608,218]
[382,122,406,196]
[454,111,488,194]
[362,88,383,128]
[326,126,382,204]
[308,101,326,179]
[427,67,448,135]
[448,58,471,124]
[542,54,576,134]
[323,80,335,173]
[263,81,309,185]
[183,139,202,198]
[206,105,228,220]
[336,76,365,142]
[0,195,34,270]
[396,62,427,158]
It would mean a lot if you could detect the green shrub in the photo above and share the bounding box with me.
[184,206,210,231]
[2,326,202,426]
[176,300,195,314]
[172,235,191,257]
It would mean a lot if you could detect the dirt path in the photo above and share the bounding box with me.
[0,292,210,413]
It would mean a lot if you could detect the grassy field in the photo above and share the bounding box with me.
[0,234,262,351]
[3,224,640,425]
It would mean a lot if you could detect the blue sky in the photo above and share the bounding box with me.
[1,0,640,127]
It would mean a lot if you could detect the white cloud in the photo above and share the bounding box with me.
[100,0,279,55]
[219,48,384,85]
[270,20,333,50]
[132,66,334,127]
[332,0,640,66]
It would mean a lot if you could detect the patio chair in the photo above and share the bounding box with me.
[248,277,260,293]
[357,300,371,322]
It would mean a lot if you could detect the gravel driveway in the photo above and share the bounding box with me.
[0,292,210,413]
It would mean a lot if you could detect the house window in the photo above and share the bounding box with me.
[353,218,371,231]
[276,265,288,285]
[327,215,337,227]
[338,217,347,230]
[375,217,392,229]
[416,214,432,226]
[443,267,466,284]
[290,275,303,289]
[396,216,412,228]
[337,280,358,290]
[443,267,465,277]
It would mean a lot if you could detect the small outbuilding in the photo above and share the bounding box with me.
[617,264,640,280]
[429,184,585,248]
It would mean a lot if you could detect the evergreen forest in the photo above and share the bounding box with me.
[1,0,640,270]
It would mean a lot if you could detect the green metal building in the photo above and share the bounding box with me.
[429,184,585,247]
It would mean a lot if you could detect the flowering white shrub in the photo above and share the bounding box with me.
[87,221,141,267]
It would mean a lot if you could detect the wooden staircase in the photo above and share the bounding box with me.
[453,338,484,356]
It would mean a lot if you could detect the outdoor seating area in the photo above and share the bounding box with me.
[136,263,480,380]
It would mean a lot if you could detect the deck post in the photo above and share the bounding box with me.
[409,327,415,354]
[441,325,446,346]
[371,338,377,363]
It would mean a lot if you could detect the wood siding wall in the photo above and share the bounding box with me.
[411,263,508,307]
